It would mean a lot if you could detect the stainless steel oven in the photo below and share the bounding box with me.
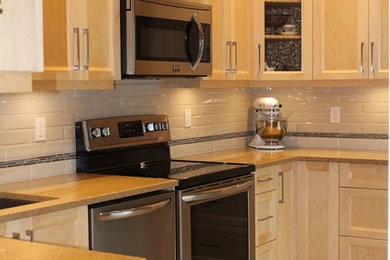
[178,174,255,260]
[120,0,212,77]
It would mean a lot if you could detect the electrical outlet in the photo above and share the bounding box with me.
[330,107,340,123]
[184,109,192,128]
[35,117,46,141]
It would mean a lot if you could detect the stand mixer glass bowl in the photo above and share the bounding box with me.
[249,97,287,150]
[256,117,287,146]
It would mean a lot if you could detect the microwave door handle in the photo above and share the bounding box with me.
[96,199,171,221]
[190,14,204,71]
[182,180,253,204]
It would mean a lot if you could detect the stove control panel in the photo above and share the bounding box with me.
[77,115,171,151]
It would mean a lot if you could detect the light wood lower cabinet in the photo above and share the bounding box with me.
[256,240,277,260]
[254,161,388,260]
[256,190,277,246]
[340,188,388,240]
[296,161,339,260]
[0,206,88,249]
[340,236,387,260]
[276,163,297,260]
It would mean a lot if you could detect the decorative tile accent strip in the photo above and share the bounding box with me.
[169,131,255,146]
[286,132,388,140]
[0,131,387,168]
[0,153,76,169]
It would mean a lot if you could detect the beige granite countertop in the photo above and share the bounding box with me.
[0,173,177,222]
[177,147,388,167]
[0,237,144,260]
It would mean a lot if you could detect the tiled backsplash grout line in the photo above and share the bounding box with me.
[0,131,387,168]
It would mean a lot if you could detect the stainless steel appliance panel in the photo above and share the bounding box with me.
[89,191,176,260]
[178,175,255,260]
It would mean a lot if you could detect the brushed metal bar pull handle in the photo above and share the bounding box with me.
[257,177,273,183]
[73,28,81,70]
[26,230,33,242]
[97,199,171,221]
[278,172,284,203]
[182,180,253,204]
[82,28,89,71]
[12,232,20,240]
[360,42,364,73]
[258,216,273,222]
[370,42,375,73]
[257,44,261,74]
[226,41,232,73]
[232,41,238,73]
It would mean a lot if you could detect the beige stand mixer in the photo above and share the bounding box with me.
[249,97,287,150]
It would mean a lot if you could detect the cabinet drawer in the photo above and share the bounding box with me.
[255,166,278,194]
[255,191,276,246]
[256,240,276,260]
[340,188,388,240]
[340,236,387,260]
[340,163,388,189]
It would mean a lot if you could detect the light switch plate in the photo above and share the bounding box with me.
[184,109,191,128]
[330,107,340,123]
[35,117,46,141]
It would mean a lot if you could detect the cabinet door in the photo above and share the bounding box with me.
[340,188,388,240]
[340,236,387,260]
[340,163,388,190]
[256,240,277,260]
[313,0,369,80]
[369,0,389,79]
[0,0,43,72]
[251,0,312,81]
[277,163,296,260]
[256,191,277,246]
[1,206,88,249]
[85,0,121,81]
[34,0,84,81]
[228,0,251,80]
[296,161,339,260]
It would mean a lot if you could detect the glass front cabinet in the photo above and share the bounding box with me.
[251,0,312,80]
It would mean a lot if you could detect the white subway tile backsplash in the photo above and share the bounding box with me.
[30,161,65,179]
[0,82,387,183]
[6,143,42,161]
[0,166,30,184]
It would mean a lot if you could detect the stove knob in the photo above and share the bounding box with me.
[154,122,161,131]
[101,127,110,137]
[145,123,154,132]
[161,122,169,130]
[90,128,101,138]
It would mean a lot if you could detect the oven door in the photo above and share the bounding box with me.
[178,175,255,260]
[123,0,211,76]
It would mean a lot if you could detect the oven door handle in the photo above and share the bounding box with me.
[96,199,171,221]
[182,180,253,203]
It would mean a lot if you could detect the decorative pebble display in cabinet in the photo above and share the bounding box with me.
[264,1,302,72]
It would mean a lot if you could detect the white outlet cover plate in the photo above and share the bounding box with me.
[35,117,46,141]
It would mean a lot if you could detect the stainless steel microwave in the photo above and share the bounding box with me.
[121,0,212,77]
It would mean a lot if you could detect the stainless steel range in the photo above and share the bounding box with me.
[76,114,255,260]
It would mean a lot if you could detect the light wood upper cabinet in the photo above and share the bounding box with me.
[369,0,389,79]
[313,0,388,80]
[33,0,120,89]
[250,0,312,81]
[0,0,43,72]
[0,0,44,92]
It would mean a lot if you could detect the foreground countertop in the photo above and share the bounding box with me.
[0,173,177,222]
[177,147,388,166]
[0,237,144,260]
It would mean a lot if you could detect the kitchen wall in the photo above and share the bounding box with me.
[0,81,387,183]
